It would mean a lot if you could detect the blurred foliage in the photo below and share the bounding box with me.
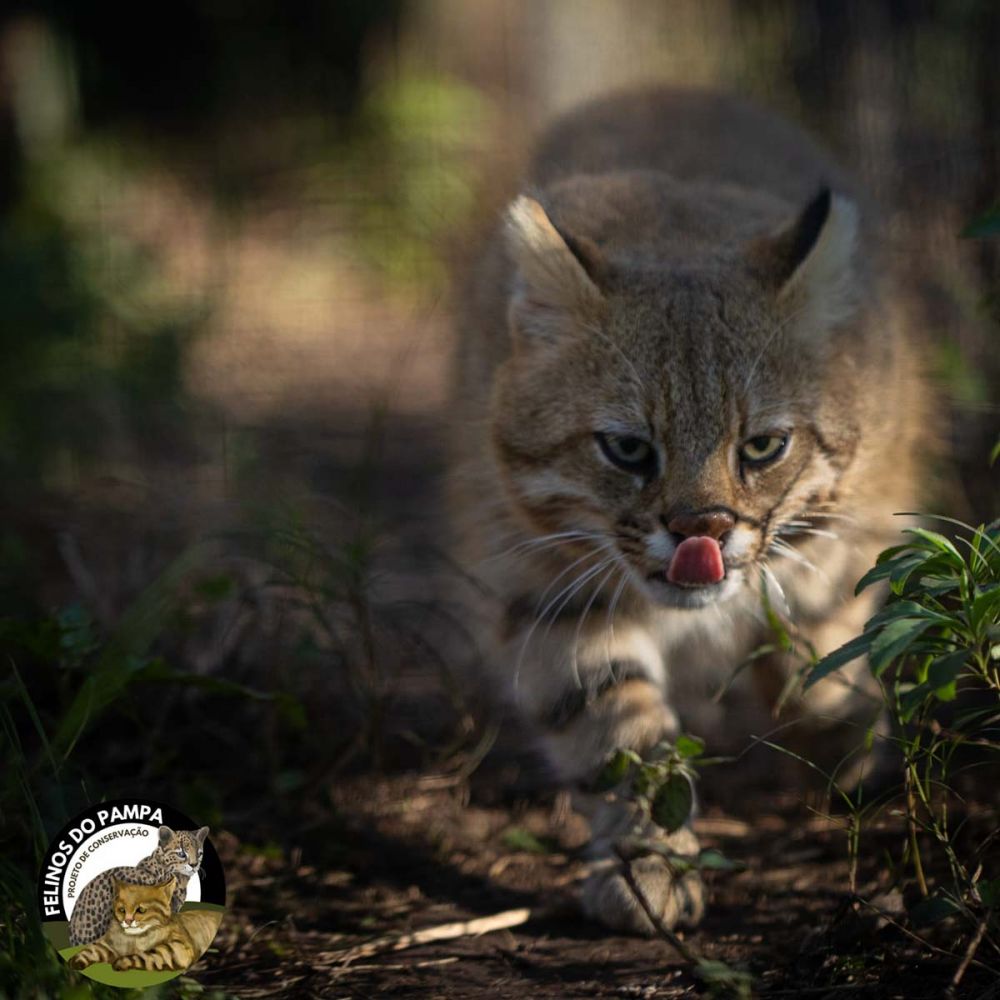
[337,74,493,292]
[0,145,204,496]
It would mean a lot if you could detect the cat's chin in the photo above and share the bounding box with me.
[641,568,744,609]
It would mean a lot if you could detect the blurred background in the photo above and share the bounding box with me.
[0,1,998,990]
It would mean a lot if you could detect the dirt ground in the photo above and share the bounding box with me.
[189,771,997,1000]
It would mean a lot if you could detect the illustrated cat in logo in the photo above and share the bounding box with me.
[69,877,221,972]
[68,825,208,946]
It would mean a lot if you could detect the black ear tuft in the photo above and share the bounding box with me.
[786,187,832,277]
[558,228,608,288]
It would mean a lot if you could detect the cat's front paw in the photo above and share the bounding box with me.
[112,955,137,971]
[581,854,705,936]
[69,950,96,970]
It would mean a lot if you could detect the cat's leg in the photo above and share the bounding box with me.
[113,940,191,972]
[501,608,705,935]
[69,941,116,969]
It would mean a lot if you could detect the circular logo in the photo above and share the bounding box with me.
[37,799,226,988]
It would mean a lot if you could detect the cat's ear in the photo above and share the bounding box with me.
[505,195,606,347]
[158,876,177,894]
[750,187,861,334]
[158,825,174,847]
[195,826,209,846]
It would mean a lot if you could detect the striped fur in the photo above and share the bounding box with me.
[69,878,221,973]
[450,89,928,935]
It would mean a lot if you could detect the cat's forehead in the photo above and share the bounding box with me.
[161,829,200,852]
[595,268,782,419]
[608,266,769,349]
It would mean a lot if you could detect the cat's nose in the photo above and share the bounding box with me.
[667,509,735,543]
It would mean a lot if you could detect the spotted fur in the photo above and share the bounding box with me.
[450,89,928,935]
[67,826,208,946]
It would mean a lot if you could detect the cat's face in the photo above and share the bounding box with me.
[157,825,209,879]
[494,187,866,610]
[113,878,174,935]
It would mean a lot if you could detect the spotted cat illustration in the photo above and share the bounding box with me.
[68,825,208,946]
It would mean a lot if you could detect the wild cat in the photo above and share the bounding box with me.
[449,89,926,934]
[69,877,221,973]
[68,825,208,946]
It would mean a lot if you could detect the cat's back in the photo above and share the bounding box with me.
[528,87,860,207]
[178,907,223,953]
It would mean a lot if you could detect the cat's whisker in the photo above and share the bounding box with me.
[483,530,603,566]
[569,559,622,690]
[538,555,620,644]
[769,539,831,583]
[512,550,617,696]
[798,509,859,526]
[761,563,791,618]
[513,555,617,694]
[778,524,841,541]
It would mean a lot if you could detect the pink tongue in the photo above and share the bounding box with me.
[667,536,725,586]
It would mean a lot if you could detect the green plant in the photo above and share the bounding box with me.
[803,518,1000,985]
[596,737,751,998]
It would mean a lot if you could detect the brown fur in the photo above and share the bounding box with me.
[69,878,222,973]
[449,88,928,935]
[68,825,209,946]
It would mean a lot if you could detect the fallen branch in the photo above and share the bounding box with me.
[948,912,990,998]
[317,906,537,965]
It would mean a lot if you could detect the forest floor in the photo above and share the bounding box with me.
[191,772,996,1000]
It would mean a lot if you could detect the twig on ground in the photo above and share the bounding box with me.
[949,913,990,998]
[316,906,540,966]
[613,846,699,966]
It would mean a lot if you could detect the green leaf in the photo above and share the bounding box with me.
[971,584,1000,636]
[888,553,938,595]
[593,748,640,790]
[899,682,932,722]
[650,773,693,833]
[865,600,954,631]
[694,960,754,999]
[501,827,552,854]
[908,893,960,926]
[695,848,745,872]
[868,618,933,676]
[926,649,968,701]
[991,438,1000,467]
[675,734,705,759]
[904,527,965,564]
[804,632,874,689]
[855,555,914,595]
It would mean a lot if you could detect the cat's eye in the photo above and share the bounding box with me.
[739,433,789,467]
[595,432,657,475]
[137,906,145,913]
[176,849,185,858]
